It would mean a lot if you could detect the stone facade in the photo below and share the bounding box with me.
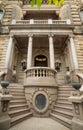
[0,0,83,130]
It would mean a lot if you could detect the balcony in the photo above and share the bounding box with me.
[12,19,71,25]
[24,67,57,87]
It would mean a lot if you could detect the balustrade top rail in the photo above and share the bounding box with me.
[12,19,71,25]
[26,67,57,78]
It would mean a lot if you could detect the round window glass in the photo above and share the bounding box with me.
[35,94,46,110]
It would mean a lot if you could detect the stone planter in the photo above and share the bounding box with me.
[71,82,82,90]
[0,81,9,88]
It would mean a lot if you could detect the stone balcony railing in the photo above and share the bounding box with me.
[24,67,57,87]
[12,19,71,25]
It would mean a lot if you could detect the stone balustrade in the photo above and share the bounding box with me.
[12,19,71,25]
[25,67,57,87]
[26,67,56,78]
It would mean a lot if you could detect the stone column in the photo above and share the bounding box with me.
[69,36,78,70]
[5,35,13,69]
[27,35,33,68]
[48,35,55,69]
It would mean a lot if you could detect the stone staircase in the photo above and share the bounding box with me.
[2,7,13,25]
[8,83,33,126]
[50,84,74,129]
[0,36,8,70]
[56,71,65,85]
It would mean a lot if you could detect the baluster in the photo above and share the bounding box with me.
[35,70,37,77]
[38,69,40,77]
[37,69,39,77]
[33,69,35,77]
[45,69,46,77]
[41,69,43,77]
[40,69,42,77]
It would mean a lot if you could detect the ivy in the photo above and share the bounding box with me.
[31,0,65,7]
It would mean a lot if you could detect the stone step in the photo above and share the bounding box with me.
[58,87,74,91]
[54,105,72,112]
[12,96,25,100]
[9,89,25,93]
[58,90,73,94]
[9,92,24,96]
[9,87,24,90]
[50,113,71,129]
[9,108,30,118]
[11,112,33,126]
[57,97,69,101]
[56,100,72,106]
[58,93,71,97]
[52,109,73,119]
[10,100,26,105]
[10,84,23,87]
[9,104,28,111]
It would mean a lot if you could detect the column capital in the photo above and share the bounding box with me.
[48,33,54,38]
[69,34,75,39]
[28,33,33,37]
[9,34,14,38]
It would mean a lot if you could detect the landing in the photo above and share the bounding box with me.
[9,117,70,130]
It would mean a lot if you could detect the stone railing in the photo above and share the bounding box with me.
[26,67,56,78]
[25,67,57,87]
[12,19,71,25]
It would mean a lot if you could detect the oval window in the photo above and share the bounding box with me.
[35,94,46,110]
[0,10,3,20]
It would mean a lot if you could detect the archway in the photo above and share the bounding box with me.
[34,54,48,67]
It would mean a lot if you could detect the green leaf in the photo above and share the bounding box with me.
[31,0,35,7]
[36,0,43,7]
[48,0,53,4]
[53,0,65,6]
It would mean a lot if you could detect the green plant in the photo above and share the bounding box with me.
[31,0,65,7]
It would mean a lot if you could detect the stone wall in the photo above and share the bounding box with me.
[25,86,57,117]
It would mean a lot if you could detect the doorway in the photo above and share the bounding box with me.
[34,54,48,67]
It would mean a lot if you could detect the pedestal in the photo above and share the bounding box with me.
[69,91,83,130]
[0,94,12,130]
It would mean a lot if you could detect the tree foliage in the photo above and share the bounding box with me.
[31,0,65,7]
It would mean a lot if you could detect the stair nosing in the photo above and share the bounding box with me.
[11,112,33,123]
[52,109,73,116]
[50,113,71,125]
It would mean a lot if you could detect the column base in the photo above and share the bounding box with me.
[0,115,11,130]
[72,117,83,130]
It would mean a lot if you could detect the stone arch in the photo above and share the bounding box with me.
[32,49,49,67]
[34,54,48,67]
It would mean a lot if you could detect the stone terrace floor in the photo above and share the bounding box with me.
[9,117,70,130]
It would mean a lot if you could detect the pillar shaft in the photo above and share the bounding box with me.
[5,36,13,69]
[49,36,55,69]
[27,36,33,68]
[69,36,78,70]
